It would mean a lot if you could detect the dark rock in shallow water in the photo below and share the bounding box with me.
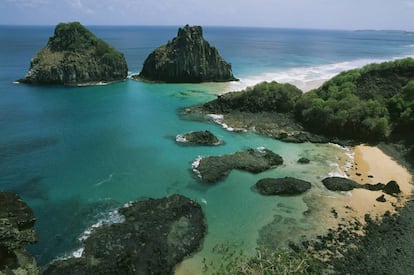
[322,177,394,194]
[322,177,359,191]
[383,180,401,195]
[362,182,385,191]
[376,194,387,202]
[297,157,310,164]
[44,194,206,275]
[19,22,128,85]
[137,25,237,83]
[0,191,40,274]
[193,148,283,183]
[255,177,311,195]
[176,130,222,145]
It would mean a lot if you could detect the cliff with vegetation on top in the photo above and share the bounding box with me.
[137,25,237,83]
[20,22,128,85]
[193,58,414,159]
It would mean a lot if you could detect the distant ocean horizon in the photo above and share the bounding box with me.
[1,25,414,269]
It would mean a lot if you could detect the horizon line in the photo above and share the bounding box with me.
[1,23,413,33]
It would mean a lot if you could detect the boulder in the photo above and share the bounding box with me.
[176,130,221,145]
[322,177,359,191]
[255,177,312,195]
[44,194,206,275]
[383,180,401,195]
[297,157,310,164]
[20,22,128,85]
[0,191,40,274]
[193,148,283,183]
[376,194,387,202]
[137,25,237,83]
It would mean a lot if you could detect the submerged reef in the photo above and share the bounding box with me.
[20,22,128,85]
[137,25,237,83]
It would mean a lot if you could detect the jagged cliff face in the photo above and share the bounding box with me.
[20,22,128,85]
[139,25,237,83]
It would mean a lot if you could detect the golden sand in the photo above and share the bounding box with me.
[330,144,413,224]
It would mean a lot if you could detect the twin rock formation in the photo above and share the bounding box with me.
[20,23,236,85]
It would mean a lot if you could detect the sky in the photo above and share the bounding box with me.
[1,0,413,31]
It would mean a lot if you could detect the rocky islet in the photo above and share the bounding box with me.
[193,148,283,183]
[136,25,238,83]
[255,177,312,196]
[176,130,222,146]
[20,22,128,85]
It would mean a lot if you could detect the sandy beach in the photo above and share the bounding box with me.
[328,144,413,224]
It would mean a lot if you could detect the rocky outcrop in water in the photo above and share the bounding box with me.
[0,192,41,274]
[322,177,401,195]
[20,22,128,85]
[255,177,312,195]
[137,25,237,83]
[176,130,222,145]
[193,148,283,183]
[44,194,206,275]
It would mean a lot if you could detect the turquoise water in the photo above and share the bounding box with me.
[1,26,414,266]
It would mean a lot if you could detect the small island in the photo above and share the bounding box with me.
[19,22,128,86]
[136,25,238,83]
[176,130,222,146]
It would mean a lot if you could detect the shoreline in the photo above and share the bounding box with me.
[312,144,413,234]
[342,144,413,222]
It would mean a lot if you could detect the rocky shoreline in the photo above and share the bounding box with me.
[0,192,206,275]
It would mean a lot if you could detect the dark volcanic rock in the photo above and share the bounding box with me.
[297,157,310,164]
[383,180,401,195]
[176,130,222,145]
[0,191,40,274]
[44,194,206,275]
[255,177,312,195]
[376,194,387,202]
[138,25,237,83]
[322,177,359,191]
[322,177,396,194]
[362,182,385,191]
[20,22,128,85]
[193,148,283,183]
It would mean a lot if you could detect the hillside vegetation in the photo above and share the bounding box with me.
[295,58,414,141]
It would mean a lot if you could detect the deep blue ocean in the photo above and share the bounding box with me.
[1,26,414,271]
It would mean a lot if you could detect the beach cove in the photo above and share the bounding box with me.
[1,26,414,273]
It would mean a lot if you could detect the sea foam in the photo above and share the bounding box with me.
[65,208,125,259]
[224,55,414,94]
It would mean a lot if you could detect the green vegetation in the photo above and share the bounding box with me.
[48,22,124,64]
[295,58,414,141]
[207,246,321,275]
[204,81,302,113]
[202,58,414,143]
[50,22,108,53]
